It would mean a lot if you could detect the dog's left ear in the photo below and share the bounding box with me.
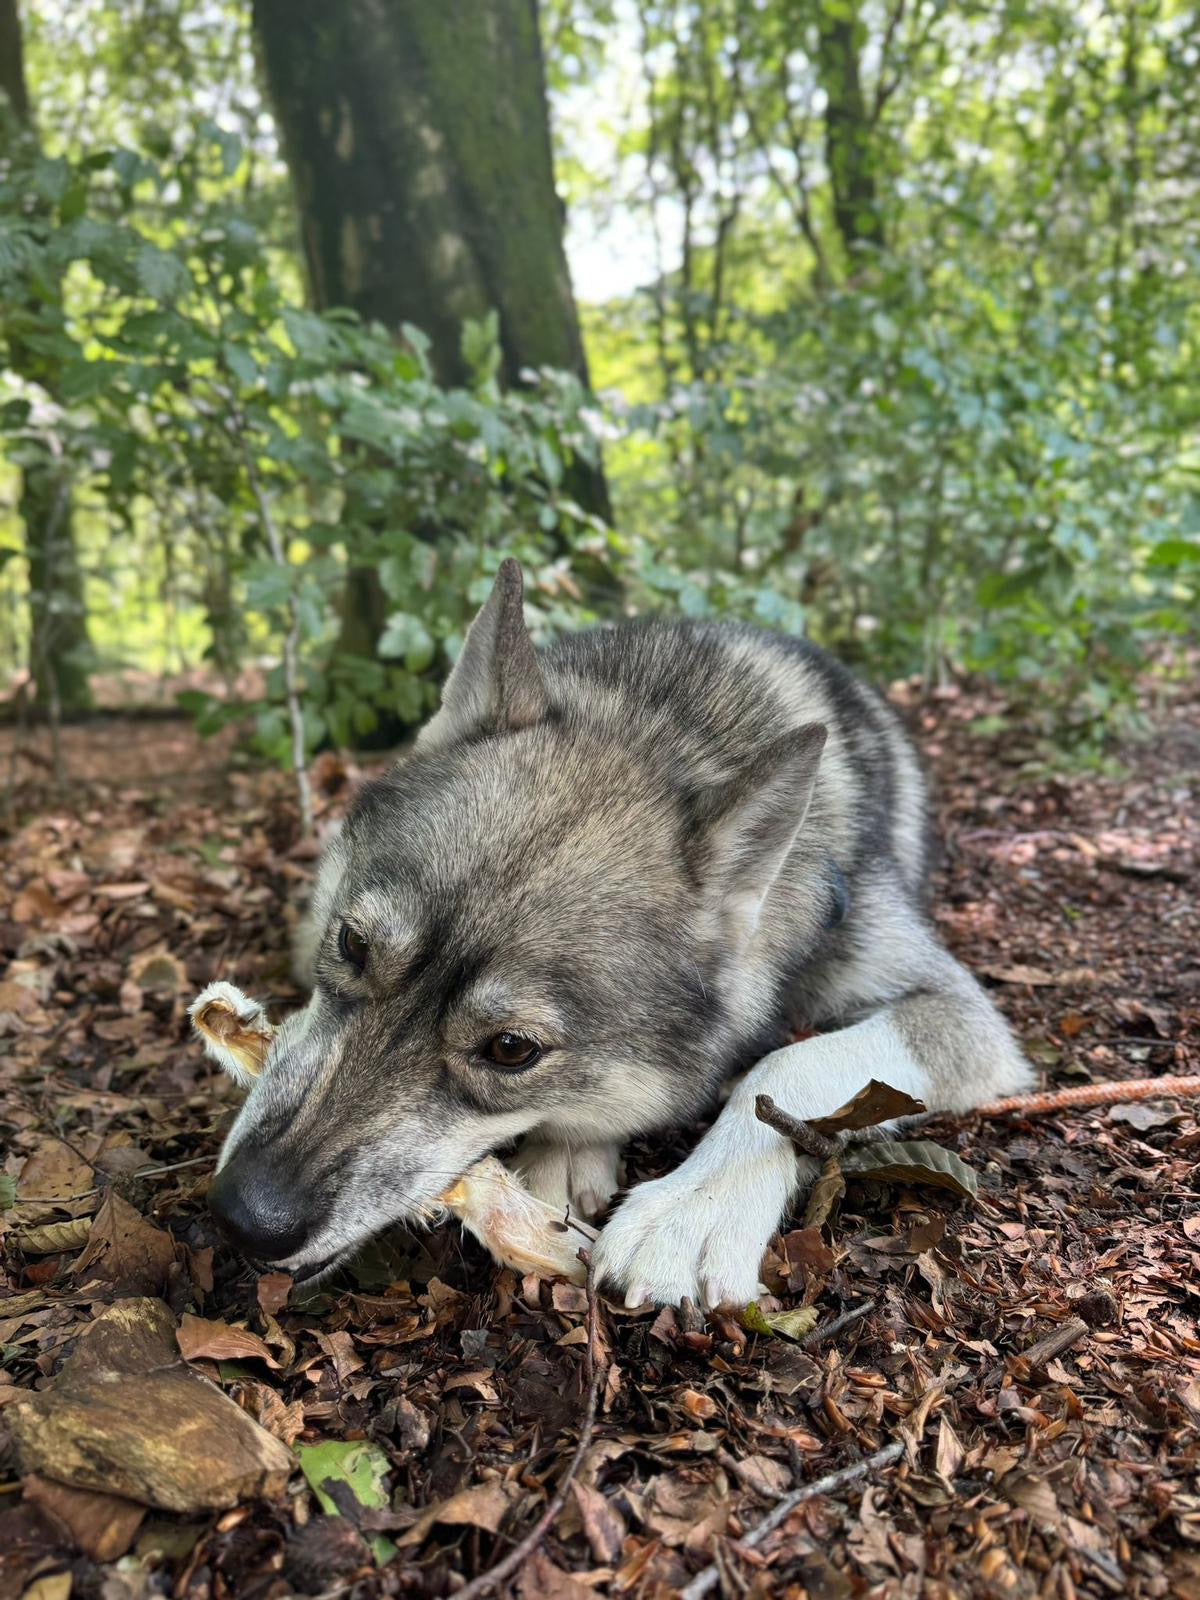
[418,558,548,750]
[696,721,827,948]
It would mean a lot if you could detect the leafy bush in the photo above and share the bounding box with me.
[605,257,1199,740]
[0,128,621,759]
[2,114,1196,768]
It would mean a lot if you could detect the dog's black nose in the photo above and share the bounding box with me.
[208,1157,313,1262]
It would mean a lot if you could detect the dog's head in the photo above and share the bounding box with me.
[209,563,826,1277]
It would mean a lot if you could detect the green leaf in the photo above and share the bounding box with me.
[378,553,411,600]
[135,244,192,305]
[0,1175,17,1211]
[222,341,257,389]
[1145,539,1200,567]
[536,436,563,487]
[740,1302,820,1342]
[976,568,1040,608]
[378,611,435,672]
[296,1439,396,1565]
[244,561,294,613]
[839,1140,978,1199]
[282,306,337,362]
[461,309,501,387]
[59,358,117,404]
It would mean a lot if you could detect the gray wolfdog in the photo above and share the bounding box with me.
[209,561,1031,1307]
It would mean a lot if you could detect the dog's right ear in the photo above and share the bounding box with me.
[417,559,548,751]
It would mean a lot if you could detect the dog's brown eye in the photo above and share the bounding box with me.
[481,1032,541,1070]
[338,923,368,970]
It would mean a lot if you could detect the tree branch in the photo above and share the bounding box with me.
[679,1440,905,1599]
[218,397,314,838]
[244,458,314,837]
[755,1093,841,1161]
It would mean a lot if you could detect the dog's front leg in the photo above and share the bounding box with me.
[595,945,1032,1309]
[592,1010,940,1309]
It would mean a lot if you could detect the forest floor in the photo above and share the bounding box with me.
[0,670,1198,1600]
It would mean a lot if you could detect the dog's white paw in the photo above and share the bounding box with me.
[513,1139,623,1222]
[592,1148,814,1310]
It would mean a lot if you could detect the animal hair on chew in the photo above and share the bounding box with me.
[188,980,275,1087]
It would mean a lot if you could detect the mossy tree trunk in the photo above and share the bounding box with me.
[1,0,94,716]
[814,0,886,258]
[251,0,610,686]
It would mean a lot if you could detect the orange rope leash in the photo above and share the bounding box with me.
[974,1074,1200,1117]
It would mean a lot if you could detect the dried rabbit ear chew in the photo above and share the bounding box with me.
[438,1158,597,1285]
[188,980,276,1087]
[189,981,596,1284]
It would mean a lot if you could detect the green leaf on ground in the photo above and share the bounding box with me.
[296,1440,397,1565]
[740,1302,820,1342]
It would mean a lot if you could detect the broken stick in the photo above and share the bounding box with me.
[454,1252,606,1600]
[678,1439,906,1600]
[1018,1316,1089,1373]
[754,1093,840,1160]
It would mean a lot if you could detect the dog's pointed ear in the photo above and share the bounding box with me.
[418,559,548,750]
[696,721,827,948]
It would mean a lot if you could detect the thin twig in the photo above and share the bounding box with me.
[215,381,313,838]
[132,1154,216,1181]
[581,1247,602,1390]
[801,1299,873,1350]
[1019,1316,1089,1373]
[755,1094,840,1161]
[454,1251,606,1600]
[241,452,314,837]
[679,1440,905,1600]
[25,1154,215,1206]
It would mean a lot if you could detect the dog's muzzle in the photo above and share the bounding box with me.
[208,1151,318,1266]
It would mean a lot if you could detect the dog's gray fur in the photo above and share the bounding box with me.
[214,560,1031,1304]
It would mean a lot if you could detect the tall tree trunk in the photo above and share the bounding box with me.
[254,0,599,396]
[0,0,94,716]
[0,0,30,123]
[251,0,611,691]
[814,0,885,257]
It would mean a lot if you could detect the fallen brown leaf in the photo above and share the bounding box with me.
[397,1481,516,1548]
[177,1313,281,1369]
[978,963,1101,986]
[809,1078,928,1135]
[568,1478,625,1564]
[256,1271,293,1316]
[22,1475,145,1561]
[15,1217,92,1254]
[74,1192,176,1295]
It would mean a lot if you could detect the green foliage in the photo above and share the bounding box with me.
[2,0,1198,762]
[608,254,1198,737]
[0,127,618,759]
[569,0,1200,748]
